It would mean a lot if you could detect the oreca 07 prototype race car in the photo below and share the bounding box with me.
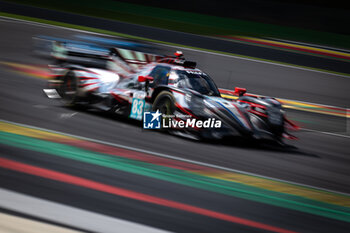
[46,47,298,142]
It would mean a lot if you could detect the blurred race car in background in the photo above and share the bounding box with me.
[41,36,299,142]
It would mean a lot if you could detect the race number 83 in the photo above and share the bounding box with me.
[129,95,145,120]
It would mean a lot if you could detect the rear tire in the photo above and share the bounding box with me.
[60,71,78,106]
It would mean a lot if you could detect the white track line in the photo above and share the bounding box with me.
[301,128,350,139]
[1,15,349,79]
[0,188,170,233]
[265,37,350,53]
[0,212,81,233]
[0,16,108,36]
[158,42,350,78]
[1,119,349,196]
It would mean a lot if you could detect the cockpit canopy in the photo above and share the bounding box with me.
[172,70,220,96]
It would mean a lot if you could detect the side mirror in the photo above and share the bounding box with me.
[138,75,154,82]
[234,87,246,96]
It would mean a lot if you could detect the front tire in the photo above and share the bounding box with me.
[152,91,176,129]
[152,91,175,115]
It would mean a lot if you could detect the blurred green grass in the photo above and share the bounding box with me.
[7,0,350,49]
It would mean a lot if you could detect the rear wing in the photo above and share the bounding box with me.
[109,47,163,70]
[33,35,163,69]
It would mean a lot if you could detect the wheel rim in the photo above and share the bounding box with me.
[157,98,172,115]
[155,97,174,128]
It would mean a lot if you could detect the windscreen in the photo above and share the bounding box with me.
[176,70,220,96]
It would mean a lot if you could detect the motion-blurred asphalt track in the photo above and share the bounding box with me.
[0,6,350,233]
